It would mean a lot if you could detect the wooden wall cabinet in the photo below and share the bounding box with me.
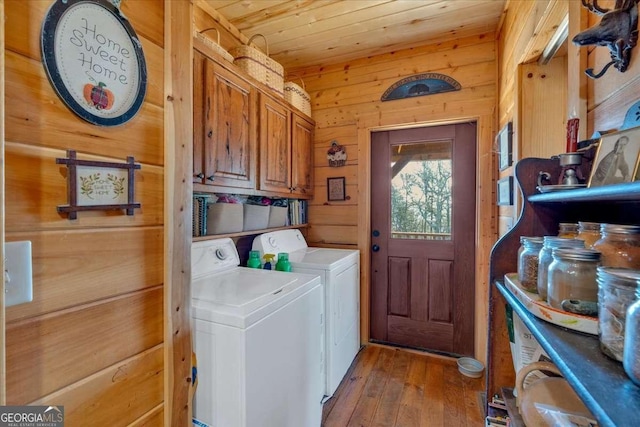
[258,92,314,198]
[193,51,257,190]
[487,157,640,427]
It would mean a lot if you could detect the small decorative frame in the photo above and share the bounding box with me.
[497,122,513,171]
[587,126,640,187]
[497,176,514,206]
[327,177,346,201]
[56,150,141,219]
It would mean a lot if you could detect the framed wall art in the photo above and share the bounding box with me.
[497,122,513,171]
[497,176,514,206]
[41,0,147,126]
[56,150,141,219]
[327,177,346,201]
[588,126,640,187]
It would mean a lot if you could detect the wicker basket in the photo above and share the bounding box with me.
[195,28,234,63]
[230,34,284,96]
[284,78,311,116]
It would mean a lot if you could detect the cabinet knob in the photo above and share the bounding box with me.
[194,173,204,179]
[207,130,213,138]
[206,175,215,182]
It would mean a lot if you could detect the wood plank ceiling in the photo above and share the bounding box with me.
[203,0,507,72]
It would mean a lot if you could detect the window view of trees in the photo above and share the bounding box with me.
[391,158,452,240]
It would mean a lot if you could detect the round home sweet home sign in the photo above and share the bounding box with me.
[41,0,147,126]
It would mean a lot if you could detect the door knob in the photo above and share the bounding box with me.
[372,244,380,252]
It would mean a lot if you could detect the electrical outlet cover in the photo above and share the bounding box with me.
[5,241,33,307]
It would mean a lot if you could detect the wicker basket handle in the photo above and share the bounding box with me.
[247,33,269,56]
[200,27,221,44]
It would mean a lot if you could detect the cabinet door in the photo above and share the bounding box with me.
[203,58,256,189]
[193,51,206,184]
[259,94,291,194]
[291,113,314,196]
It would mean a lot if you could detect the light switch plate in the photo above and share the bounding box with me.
[5,241,33,307]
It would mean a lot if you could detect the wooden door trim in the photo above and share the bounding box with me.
[357,113,493,363]
[0,0,6,405]
[165,1,193,425]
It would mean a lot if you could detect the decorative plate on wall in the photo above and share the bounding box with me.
[41,0,147,126]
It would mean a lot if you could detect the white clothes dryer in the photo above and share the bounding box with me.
[191,238,323,427]
[252,229,360,399]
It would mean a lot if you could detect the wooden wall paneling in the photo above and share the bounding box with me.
[4,4,164,109]
[518,0,567,64]
[306,225,358,246]
[312,63,495,109]
[164,0,193,425]
[31,345,164,426]
[297,33,493,80]
[5,227,163,322]
[6,287,163,404]
[128,404,164,427]
[307,205,357,226]
[567,1,588,142]
[519,56,568,159]
[0,0,5,405]
[194,0,249,48]
[306,40,496,94]
[5,52,163,165]
[587,78,640,135]
[4,143,163,230]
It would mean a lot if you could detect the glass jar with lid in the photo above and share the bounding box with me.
[577,221,601,248]
[598,267,640,361]
[547,248,601,309]
[537,236,585,300]
[517,237,544,292]
[592,224,640,269]
[624,280,640,386]
[558,223,579,238]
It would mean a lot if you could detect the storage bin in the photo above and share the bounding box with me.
[284,78,311,116]
[194,28,234,63]
[206,203,243,235]
[268,206,288,228]
[243,204,270,231]
[230,34,284,96]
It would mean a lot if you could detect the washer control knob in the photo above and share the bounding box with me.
[215,248,227,260]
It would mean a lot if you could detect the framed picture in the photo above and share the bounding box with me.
[497,122,513,171]
[497,176,513,206]
[587,126,640,187]
[327,177,346,201]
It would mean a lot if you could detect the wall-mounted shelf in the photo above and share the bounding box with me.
[193,224,308,241]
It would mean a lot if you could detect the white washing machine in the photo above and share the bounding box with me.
[191,238,323,427]
[252,229,360,398]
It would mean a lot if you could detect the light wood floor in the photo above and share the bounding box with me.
[322,345,485,427]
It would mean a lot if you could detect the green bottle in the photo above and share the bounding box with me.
[247,250,262,269]
[275,253,291,272]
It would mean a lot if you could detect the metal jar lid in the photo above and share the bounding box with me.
[600,224,640,235]
[543,236,585,249]
[552,247,601,261]
[597,267,640,289]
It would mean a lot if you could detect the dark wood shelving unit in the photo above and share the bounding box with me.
[486,157,640,427]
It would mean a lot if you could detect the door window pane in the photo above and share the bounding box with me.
[390,141,452,240]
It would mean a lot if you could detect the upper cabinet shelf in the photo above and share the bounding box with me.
[529,181,640,204]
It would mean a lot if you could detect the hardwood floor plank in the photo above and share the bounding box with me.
[323,346,485,427]
[323,346,380,426]
[346,348,395,427]
[443,363,467,426]
[421,360,445,427]
[371,350,410,426]
[461,373,486,425]
[394,354,427,427]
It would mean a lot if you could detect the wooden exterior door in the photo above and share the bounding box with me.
[259,93,291,193]
[291,113,314,197]
[370,123,476,356]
